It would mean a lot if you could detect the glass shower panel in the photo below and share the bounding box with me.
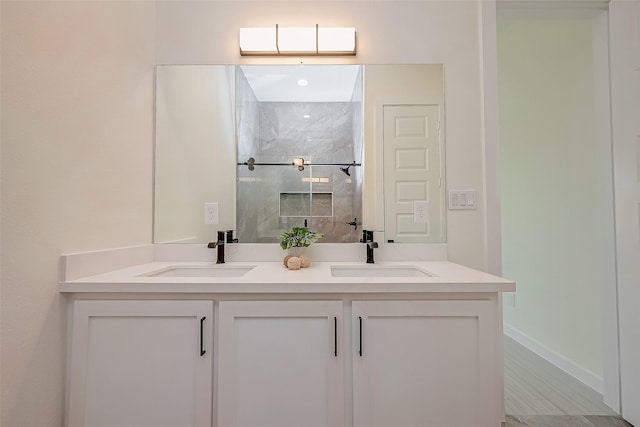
[236,161,361,243]
[237,161,312,243]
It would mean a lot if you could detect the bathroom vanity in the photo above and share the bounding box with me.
[59,244,515,427]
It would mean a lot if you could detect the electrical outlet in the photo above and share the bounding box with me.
[414,201,429,223]
[204,202,219,225]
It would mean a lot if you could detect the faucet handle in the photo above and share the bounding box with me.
[362,230,374,242]
[226,230,238,243]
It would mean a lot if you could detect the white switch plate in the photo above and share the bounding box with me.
[204,202,219,224]
[448,190,477,210]
[413,201,429,223]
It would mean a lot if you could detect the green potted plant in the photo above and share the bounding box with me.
[278,226,323,269]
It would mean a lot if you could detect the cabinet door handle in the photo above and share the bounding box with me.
[334,317,338,357]
[358,316,363,357]
[200,316,206,356]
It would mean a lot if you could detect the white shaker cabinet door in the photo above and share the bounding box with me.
[67,300,213,427]
[217,300,345,427]
[353,300,501,427]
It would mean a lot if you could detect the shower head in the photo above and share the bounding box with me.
[340,161,356,177]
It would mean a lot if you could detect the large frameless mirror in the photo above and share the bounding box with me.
[154,64,445,244]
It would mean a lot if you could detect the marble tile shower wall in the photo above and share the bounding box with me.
[351,67,364,237]
[237,99,362,243]
[236,67,259,160]
[235,67,261,241]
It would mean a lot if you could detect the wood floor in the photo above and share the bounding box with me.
[506,415,633,427]
[503,336,633,426]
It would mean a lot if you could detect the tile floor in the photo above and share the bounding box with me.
[505,415,633,427]
[504,337,633,427]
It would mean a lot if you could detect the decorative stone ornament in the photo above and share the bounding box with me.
[286,256,302,270]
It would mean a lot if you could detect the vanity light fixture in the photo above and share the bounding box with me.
[239,25,356,56]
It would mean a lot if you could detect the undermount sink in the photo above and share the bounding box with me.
[142,265,256,278]
[330,265,432,278]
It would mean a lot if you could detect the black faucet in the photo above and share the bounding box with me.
[360,230,379,264]
[226,230,238,244]
[207,231,226,264]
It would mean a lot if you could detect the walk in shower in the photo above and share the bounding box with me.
[235,65,364,243]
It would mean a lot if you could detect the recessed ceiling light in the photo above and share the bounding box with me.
[297,79,308,87]
[303,114,311,119]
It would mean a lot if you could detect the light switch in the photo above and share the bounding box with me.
[448,190,477,210]
[467,192,475,207]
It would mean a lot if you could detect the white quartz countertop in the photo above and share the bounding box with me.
[59,260,515,294]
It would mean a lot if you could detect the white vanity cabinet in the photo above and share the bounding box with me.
[217,300,345,427]
[66,300,213,427]
[352,300,502,427]
[61,254,514,427]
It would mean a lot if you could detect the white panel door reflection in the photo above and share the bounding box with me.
[383,104,443,242]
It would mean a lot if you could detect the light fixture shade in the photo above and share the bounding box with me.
[239,27,277,55]
[239,25,356,56]
[278,27,316,53]
[317,27,356,54]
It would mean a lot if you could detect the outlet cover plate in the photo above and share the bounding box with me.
[448,190,476,210]
[413,201,429,223]
[204,202,219,224]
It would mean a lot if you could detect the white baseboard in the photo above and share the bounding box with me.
[503,323,604,394]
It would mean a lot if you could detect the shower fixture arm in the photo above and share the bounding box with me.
[346,217,360,230]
